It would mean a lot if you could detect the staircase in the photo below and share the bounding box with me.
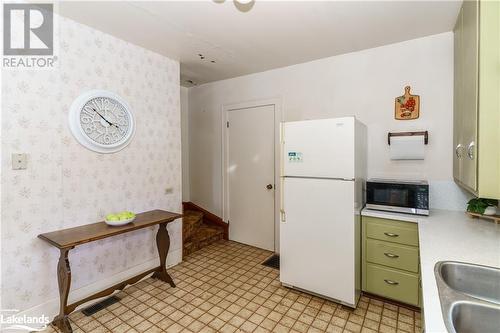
[183,210,225,257]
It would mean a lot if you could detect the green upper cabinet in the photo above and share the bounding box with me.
[453,0,500,199]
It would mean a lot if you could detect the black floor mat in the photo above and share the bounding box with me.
[262,254,280,270]
[82,295,121,316]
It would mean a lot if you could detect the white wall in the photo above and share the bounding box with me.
[181,86,190,202]
[1,15,182,316]
[188,32,470,217]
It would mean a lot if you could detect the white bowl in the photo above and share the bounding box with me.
[105,216,135,226]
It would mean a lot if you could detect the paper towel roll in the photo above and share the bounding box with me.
[390,135,425,160]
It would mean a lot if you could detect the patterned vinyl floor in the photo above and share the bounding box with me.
[45,241,421,333]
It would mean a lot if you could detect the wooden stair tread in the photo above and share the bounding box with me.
[183,210,204,242]
[183,223,225,257]
[192,224,224,241]
[183,210,203,224]
[182,204,227,257]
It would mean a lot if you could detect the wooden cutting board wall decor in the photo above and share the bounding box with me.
[395,86,420,120]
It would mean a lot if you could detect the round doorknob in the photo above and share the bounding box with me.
[266,184,273,190]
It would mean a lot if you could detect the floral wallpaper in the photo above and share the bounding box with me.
[1,16,182,312]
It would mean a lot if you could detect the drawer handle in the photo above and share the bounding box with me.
[384,279,399,286]
[384,252,400,259]
[384,232,399,237]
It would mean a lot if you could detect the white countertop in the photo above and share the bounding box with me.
[361,208,500,333]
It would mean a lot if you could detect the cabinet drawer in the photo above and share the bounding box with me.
[365,263,419,306]
[364,217,418,246]
[366,239,419,273]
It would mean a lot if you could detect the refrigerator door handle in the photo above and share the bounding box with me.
[280,209,286,222]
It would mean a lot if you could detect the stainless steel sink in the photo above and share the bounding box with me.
[438,261,500,305]
[451,302,500,333]
[435,261,500,333]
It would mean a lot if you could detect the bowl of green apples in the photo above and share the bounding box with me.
[105,211,136,226]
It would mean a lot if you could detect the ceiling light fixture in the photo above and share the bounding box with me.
[233,0,255,12]
[213,0,255,13]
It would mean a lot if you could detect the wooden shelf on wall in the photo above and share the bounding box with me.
[467,211,500,224]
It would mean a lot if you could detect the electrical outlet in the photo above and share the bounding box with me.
[12,153,28,170]
[165,187,174,194]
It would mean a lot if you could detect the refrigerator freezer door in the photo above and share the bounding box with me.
[283,117,355,179]
[280,177,357,306]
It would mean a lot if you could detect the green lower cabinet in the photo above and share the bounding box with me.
[364,216,419,246]
[365,263,420,306]
[366,239,419,273]
[362,215,421,307]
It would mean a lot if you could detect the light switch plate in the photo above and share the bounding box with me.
[12,153,28,170]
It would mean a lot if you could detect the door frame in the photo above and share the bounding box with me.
[222,98,283,252]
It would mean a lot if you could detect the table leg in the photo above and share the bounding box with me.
[52,247,73,333]
[152,223,176,287]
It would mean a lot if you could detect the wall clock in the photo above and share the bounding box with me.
[68,90,135,153]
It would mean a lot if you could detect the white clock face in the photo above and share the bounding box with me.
[80,97,130,146]
[69,90,135,153]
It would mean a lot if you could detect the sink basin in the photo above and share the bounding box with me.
[435,261,500,333]
[438,261,500,304]
[451,302,500,333]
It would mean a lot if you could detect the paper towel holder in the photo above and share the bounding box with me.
[388,131,428,145]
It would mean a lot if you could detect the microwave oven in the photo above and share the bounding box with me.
[366,179,429,216]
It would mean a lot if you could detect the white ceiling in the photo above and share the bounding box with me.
[58,1,462,87]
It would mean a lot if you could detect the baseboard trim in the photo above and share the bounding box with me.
[361,291,421,312]
[182,202,229,240]
[15,248,182,322]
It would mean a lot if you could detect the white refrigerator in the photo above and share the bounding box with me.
[280,117,367,307]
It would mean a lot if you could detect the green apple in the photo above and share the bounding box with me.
[106,214,119,221]
[119,211,134,218]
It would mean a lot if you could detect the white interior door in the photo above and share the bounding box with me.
[228,105,275,251]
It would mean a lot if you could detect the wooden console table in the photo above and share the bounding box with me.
[38,209,181,333]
